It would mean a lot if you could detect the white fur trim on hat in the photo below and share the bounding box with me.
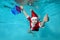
[31,17,38,20]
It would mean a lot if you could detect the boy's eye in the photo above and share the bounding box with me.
[32,19,37,21]
[32,19,34,21]
[35,19,37,21]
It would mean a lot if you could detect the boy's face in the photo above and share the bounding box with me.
[31,17,38,24]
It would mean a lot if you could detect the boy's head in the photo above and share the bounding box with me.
[31,10,38,24]
[31,17,38,24]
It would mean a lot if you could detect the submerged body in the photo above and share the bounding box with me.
[20,6,48,33]
[27,16,41,31]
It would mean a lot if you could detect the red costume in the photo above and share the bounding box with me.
[27,10,41,31]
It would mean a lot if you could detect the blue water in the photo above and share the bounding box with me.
[0,0,60,40]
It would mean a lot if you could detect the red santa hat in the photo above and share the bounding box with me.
[31,10,38,20]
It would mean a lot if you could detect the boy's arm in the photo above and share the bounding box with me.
[40,14,48,27]
[22,10,30,18]
[20,6,31,21]
[20,6,29,18]
[40,21,45,27]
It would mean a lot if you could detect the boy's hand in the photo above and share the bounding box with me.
[43,14,48,22]
[20,6,23,10]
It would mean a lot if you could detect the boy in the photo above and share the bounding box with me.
[20,6,48,33]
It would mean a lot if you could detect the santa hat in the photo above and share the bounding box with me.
[31,10,38,19]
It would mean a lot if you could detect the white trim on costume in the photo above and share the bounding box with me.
[39,22,41,27]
